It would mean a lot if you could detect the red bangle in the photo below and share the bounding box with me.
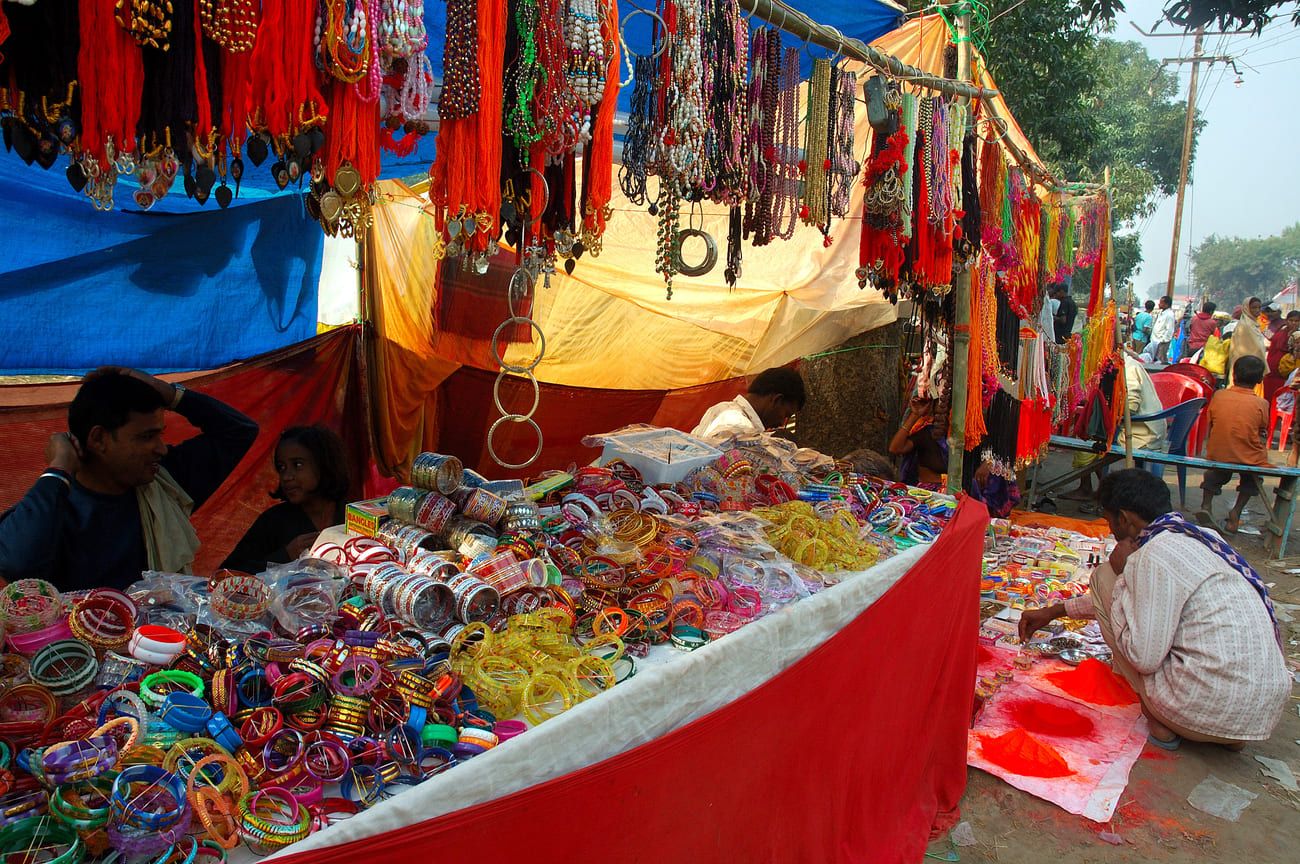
[240,707,283,748]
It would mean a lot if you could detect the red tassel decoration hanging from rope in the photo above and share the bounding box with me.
[78,0,144,166]
[580,0,620,248]
[246,0,327,144]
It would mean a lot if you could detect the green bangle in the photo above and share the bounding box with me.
[140,670,205,708]
[420,723,457,748]
[0,815,84,863]
[30,640,99,697]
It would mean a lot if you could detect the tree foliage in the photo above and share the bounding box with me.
[1080,0,1300,32]
[1192,224,1300,308]
[901,2,1197,286]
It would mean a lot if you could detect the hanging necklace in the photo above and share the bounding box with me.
[801,57,831,230]
[768,45,800,241]
[828,66,857,220]
[742,26,777,244]
[439,0,481,119]
[663,0,705,193]
[619,51,658,205]
[504,0,541,149]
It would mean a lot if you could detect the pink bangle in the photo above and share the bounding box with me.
[493,720,526,741]
[6,618,73,656]
[288,780,324,807]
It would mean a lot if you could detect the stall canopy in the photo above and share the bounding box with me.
[0,0,905,375]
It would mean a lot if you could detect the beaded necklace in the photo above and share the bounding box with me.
[828,67,857,220]
[536,0,580,155]
[618,51,658,205]
[565,0,607,111]
[768,46,800,241]
[801,57,831,230]
[318,0,370,84]
[378,0,426,58]
[440,0,481,120]
[663,0,704,193]
[200,0,259,52]
[504,0,541,148]
[742,27,776,243]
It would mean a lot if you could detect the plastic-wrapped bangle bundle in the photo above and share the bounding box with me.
[411,452,464,495]
[415,491,457,533]
[209,575,272,622]
[406,550,461,582]
[460,489,508,527]
[442,573,499,622]
[364,564,452,631]
[385,486,427,523]
[69,590,136,652]
[0,579,63,636]
[442,517,498,560]
[501,500,542,533]
[374,523,439,560]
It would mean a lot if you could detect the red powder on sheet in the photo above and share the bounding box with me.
[977,645,997,665]
[1009,700,1095,738]
[1045,658,1138,706]
[978,729,1074,778]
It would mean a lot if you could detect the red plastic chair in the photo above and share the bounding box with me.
[1269,388,1295,451]
[1150,371,1212,456]
[1163,362,1218,393]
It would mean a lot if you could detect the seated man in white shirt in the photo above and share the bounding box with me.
[1020,469,1290,751]
[690,367,806,441]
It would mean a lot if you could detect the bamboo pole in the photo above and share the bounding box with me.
[944,9,973,496]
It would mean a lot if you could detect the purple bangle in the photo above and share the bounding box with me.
[331,656,381,697]
[303,736,351,783]
[42,735,118,776]
[452,741,486,760]
[343,630,381,647]
[346,736,383,767]
[262,729,305,775]
[108,808,189,857]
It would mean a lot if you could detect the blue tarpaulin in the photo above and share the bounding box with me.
[0,0,903,374]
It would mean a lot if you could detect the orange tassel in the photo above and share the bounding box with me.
[582,0,620,239]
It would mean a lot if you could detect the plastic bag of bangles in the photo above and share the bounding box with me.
[719,555,815,613]
[263,559,347,634]
[128,571,208,618]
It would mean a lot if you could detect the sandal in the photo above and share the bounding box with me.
[1147,732,1182,751]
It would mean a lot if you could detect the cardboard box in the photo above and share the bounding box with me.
[346,497,390,538]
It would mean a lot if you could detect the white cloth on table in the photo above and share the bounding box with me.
[690,395,765,440]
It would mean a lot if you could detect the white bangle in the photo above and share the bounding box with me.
[129,643,179,667]
[39,471,71,490]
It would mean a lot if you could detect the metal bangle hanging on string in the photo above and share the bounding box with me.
[488,266,547,470]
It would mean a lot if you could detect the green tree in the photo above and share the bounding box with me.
[1192,224,1300,309]
[907,2,1196,285]
[1080,0,1300,31]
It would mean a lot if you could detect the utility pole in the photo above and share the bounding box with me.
[1136,21,1244,302]
[1165,28,1204,301]
[945,8,973,496]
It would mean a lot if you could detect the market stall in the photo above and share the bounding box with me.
[0,424,984,864]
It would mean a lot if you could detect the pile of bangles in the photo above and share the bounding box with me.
[0,451,953,862]
[980,524,1108,610]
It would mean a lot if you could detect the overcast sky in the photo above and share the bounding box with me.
[1115,0,1300,296]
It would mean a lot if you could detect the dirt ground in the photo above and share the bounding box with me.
[930,450,1300,863]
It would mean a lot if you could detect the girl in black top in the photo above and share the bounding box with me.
[223,425,349,573]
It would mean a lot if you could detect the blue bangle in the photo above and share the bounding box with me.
[237,668,270,709]
[111,765,187,830]
[160,693,212,733]
[404,705,427,736]
[206,712,243,754]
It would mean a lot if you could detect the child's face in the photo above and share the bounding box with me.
[276,441,321,504]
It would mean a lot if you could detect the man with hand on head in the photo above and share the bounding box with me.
[0,368,258,591]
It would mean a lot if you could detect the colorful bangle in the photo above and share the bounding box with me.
[140,670,204,708]
[209,576,272,622]
[30,640,98,697]
[159,692,213,733]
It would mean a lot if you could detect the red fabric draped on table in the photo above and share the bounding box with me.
[0,327,369,571]
[272,498,986,864]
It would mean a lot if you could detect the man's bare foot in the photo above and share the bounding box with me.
[1223,514,1241,534]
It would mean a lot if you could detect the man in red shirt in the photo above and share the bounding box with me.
[1186,301,1219,356]
[1264,310,1300,402]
